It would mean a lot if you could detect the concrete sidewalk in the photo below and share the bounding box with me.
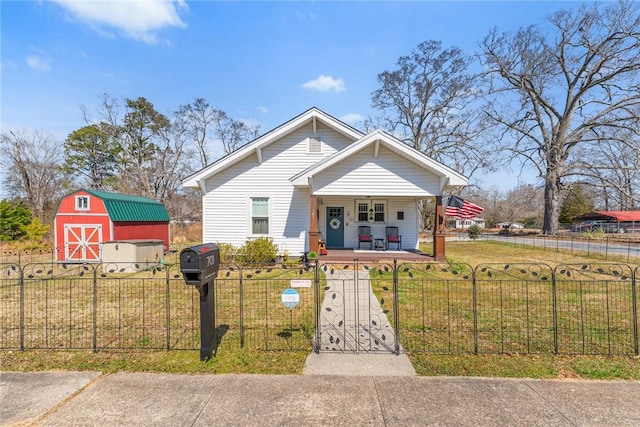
[2,371,639,426]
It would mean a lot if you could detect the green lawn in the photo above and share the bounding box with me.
[2,240,639,379]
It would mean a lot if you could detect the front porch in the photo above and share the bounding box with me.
[309,195,448,262]
[317,248,434,262]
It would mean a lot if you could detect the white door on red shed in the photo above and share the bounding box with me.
[64,224,102,261]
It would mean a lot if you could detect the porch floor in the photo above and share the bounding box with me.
[318,248,434,263]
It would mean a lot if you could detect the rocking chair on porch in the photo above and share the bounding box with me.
[358,226,373,250]
[385,226,402,250]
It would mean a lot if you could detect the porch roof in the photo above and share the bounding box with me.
[290,129,467,194]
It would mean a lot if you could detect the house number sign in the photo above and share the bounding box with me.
[281,288,300,309]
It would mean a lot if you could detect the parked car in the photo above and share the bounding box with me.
[571,221,626,233]
[592,223,626,233]
[570,221,600,232]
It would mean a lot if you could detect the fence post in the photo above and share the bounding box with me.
[633,267,638,356]
[313,261,321,354]
[552,268,558,354]
[19,264,24,351]
[92,266,98,353]
[165,266,171,350]
[393,258,400,355]
[571,235,574,255]
[239,265,244,349]
[472,266,478,354]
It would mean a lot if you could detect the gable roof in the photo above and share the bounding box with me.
[290,129,467,190]
[78,189,170,222]
[183,107,364,189]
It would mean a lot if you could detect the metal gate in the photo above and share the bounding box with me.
[315,261,399,354]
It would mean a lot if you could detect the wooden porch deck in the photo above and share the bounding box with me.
[317,248,434,263]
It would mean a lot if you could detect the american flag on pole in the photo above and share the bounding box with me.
[445,196,484,219]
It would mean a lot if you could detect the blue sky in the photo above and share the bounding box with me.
[1,0,587,194]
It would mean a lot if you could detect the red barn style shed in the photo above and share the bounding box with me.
[54,189,170,262]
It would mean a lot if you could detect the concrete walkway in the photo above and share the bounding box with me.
[2,371,639,426]
[303,267,416,376]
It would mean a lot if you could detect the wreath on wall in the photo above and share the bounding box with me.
[329,218,341,229]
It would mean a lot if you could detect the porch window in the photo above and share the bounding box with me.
[357,201,369,222]
[374,202,385,222]
[76,196,89,211]
[356,199,387,223]
[251,197,269,235]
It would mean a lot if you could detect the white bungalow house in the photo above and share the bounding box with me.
[182,108,467,261]
[448,218,486,230]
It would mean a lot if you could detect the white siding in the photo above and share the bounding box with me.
[318,196,420,250]
[201,123,351,255]
[312,145,441,196]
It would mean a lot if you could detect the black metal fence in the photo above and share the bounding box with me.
[0,262,317,353]
[392,262,638,356]
[1,261,638,356]
[475,233,640,263]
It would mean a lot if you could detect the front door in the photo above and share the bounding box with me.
[325,207,344,248]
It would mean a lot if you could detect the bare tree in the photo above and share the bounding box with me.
[215,110,260,155]
[500,184,545,227]
[174,98,260,169]
[0,130,69,222]
[174,98,220,168]
[86,95,190,216]
[480,0,640,234]
[577,131,640,210]
[370,40,491,178]
[467,184,543,228]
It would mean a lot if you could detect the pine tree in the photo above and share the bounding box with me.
[559,184,596,224]
[0,199,32,241]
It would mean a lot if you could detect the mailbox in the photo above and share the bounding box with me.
[180,243,220,286]
[179,243,220,361]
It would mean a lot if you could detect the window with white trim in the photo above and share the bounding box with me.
[356,199,387,223]
[251,197,269,235]
[76,196,89,211]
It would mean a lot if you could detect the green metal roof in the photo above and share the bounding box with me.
[84,189,170,222]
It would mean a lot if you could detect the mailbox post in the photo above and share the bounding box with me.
[179,243,220,361]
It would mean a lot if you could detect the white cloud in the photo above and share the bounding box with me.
[257,106,269,114]
[53,0,188,44]
[1,60,18,71]
[301,75,346,93]
[26,55,51,72]
[340,113,364,124]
